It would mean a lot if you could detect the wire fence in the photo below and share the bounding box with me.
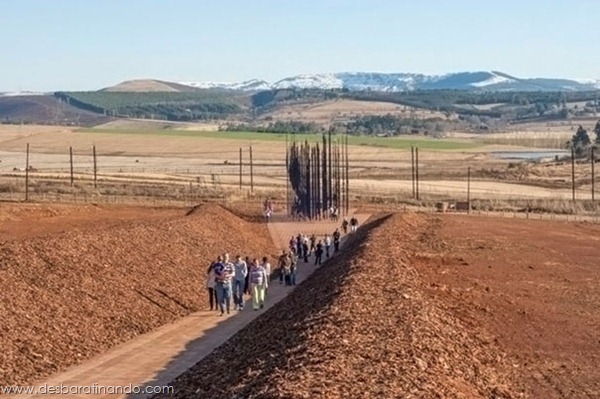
[1,143,599,217]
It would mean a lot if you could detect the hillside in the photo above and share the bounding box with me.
[102,79,204,93]
[0,95,111,126]
[257,99,453,125]
[54,90,249,121]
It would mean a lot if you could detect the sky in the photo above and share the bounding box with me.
[1,0,599,92]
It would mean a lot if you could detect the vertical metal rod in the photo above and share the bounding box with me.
[335,135,341,212]
[411,146,415,198]
[328,131,332,209]
[25,143,30,201]
[467,166,471,214]
[316,143,321,218]
[308,142,311,218]
[592,146,595,202]
[345,132,349,214]
[69,146,74,187]
[340,134,345,215]
[285,132,289,216]
[571,146,575,202]
[322,134,327,214]
[415,147,420,200]
[249,145,254,193]
[239,147,242,190]
[93,145,97,189]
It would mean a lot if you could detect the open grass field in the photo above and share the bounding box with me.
[77,127,480,150]
[0,123,598,214]
[257,99,453,124]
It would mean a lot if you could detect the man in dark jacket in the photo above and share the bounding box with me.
[333,229,341,252]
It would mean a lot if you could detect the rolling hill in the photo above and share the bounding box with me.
[0,95,111,126]
[101,79,203,93]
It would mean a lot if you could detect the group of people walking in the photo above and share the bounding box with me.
[205,216,360,316]
[206,254,271,315]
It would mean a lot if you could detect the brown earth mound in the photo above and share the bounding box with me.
[154,213,519,399]
[412,214,600,399]
[0,204,276,386]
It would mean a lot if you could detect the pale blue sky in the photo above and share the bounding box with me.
[1,0,599,91]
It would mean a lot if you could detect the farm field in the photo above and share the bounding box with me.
[257,99,454,124]
[0,123,598,213]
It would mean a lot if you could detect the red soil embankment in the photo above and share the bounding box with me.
[0,204,276,386]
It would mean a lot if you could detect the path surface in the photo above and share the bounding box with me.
[7,211,370,399]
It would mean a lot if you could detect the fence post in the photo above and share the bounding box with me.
[25,143,30,201]
[592,146,595,202]
[239,147,243,190]
[571,146,575,202]
[93,145,98,189]
[411,146,415,199]
[70,146,74,187]
[467,166,471,214]
[415,147,420,200]
[249,145,254,193]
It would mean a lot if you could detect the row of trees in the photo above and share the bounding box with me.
[55,91,244,121]
[223,120,322,134]
[570,121,600,156]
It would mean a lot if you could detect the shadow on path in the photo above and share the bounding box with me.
[131,214,390,399]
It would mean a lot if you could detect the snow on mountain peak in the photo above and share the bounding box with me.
[178,71,600,92]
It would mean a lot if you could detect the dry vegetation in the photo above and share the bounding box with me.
[258,99,453,125]
[1,123,599,215]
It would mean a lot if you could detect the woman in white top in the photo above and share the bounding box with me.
[261,256,271,292]
[250,259,268,310]
[206,262,218,311]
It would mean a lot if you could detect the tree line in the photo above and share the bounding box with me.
[569,120,600,156]
[55,91,245,121]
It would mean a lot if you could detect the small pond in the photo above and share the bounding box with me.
[491,150,569,160]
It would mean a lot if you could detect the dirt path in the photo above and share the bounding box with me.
[6,211,370,399]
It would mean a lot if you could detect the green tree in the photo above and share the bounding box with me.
[570,125,591,156]
[594,120,600,145]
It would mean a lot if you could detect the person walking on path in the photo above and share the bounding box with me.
[249,258,268,310]
[350,215,359,233]
[324,234,332,258]
[206,261,218,311]
[314,240,324,266]
[244,256,252,295]
[302,236,310,263]
[342,218,349,234]
[296,234,303,259]
[261,256,271,292]
[290,249,298,286]
[310,234,317,254]
[213,254,235,316]
[278,250,293,286]
[333,229,341,253]
[233,255,248,311]
[289,236,297,253]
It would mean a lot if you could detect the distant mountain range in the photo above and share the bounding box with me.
[179,71,600,92]
[2,71,599,96]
